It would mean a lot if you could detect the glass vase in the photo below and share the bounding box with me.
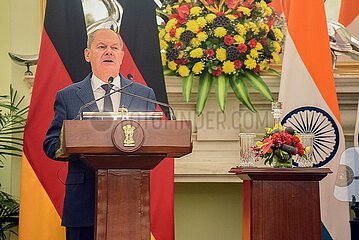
[273,155,293,168]
[239,133,256,167]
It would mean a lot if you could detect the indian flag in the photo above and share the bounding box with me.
[278,1,350,239]
[339,0,359,37]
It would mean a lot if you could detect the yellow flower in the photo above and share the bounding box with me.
[223,61,235,74]
[205,13,216,23]
[192,62,205,74]
[256,0,267,9]
[196,17,207,28]
[250,49,259,58]
[273,28,284,41]
[164,33,172,42]
[159,39,168,50]
[238,7,251,16]
[187,20,200,33]
[234,35,245,44]
[244,58,257,69]
[191,38,201,47]
[255,42,263,51]
[161,52,166,66]
[175,27,186,39]
[259,22,269,32]
[165,19,177,32]
[259,60,269,71]
[236,23,247,36]
[178,52,184,59]
[246,22,259,34]
[190,6,202,16]
[168,61,178,71]
[227,14,237,21]
[272,41,281,53]
[197,32,208,42]
[159,29,166,39]
[190,48,203,58]
[178,65,190,77]
[216,48,227,62]
[272,53,280,63]
[214,27,227,38]
[263,6,272,17]
[165,5,172,13]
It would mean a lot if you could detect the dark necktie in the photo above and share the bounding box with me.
[101,84,113,112]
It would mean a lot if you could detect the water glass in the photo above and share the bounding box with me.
[239,133,256,167]
[297,133,315,167]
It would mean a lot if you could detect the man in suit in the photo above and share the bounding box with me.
[43,28,156,240]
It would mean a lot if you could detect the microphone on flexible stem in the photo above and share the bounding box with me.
[119,90,176,120]
[75,76,133,120]
[125,73,175,120]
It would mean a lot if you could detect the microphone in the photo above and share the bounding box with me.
[75,77,133,120]
[119,90,176,120]
[123,74,175,120]
[127,74,134,81]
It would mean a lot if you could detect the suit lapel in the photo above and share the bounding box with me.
[76,73,99,112]
[120,75,135,109]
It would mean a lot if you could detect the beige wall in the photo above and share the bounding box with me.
[0,0,41,195]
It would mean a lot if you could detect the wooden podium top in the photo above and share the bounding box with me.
[58,119,192,158]
[229,167,332,181]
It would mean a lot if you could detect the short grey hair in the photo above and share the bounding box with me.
[87,28,123,49]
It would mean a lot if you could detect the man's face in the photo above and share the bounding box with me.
[84,29,124,81]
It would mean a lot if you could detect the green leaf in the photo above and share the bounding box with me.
[214,75,229,112]
[196,72,213,115]
[182,72,194,102]
[244,71,273,102]
[229,76,256,112]
[268,67,281,77]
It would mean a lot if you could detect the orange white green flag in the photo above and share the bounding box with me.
[339,0,359,37]
[278,1,350,239]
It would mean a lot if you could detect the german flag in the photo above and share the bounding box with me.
[19,1,174,239]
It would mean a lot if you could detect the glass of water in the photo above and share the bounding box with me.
[296,133,315,167]
[239,133,256,167]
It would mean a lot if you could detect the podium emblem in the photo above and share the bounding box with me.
[123,124,136,147]
[112,120,144,153]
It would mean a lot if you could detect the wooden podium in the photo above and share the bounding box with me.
[229,168,332,240]
[60,119,192,240]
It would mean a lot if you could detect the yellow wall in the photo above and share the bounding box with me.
[0,0,12,192]
[175,183,243,240]
[0,0,41,195]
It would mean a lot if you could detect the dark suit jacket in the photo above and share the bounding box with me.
[43,73,156,227]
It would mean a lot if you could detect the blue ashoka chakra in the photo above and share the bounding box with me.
[281,106,340,167]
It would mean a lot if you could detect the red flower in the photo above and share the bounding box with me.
[212,66,222,76]
[237,43,248,53]
[206,49,215,58]
[248,39,257,48]
[206,0,215,4]
[261,37,267,46]
[174,42,183,49]
[177,4,190,19]
[169,28,176,37]
[216,12,226,16]
[224,35,234,46]
[254,64,260,73]
[233,60,242,69]
[227,0,241,9]
[175,58,188,65]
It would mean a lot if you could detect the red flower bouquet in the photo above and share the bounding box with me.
[253,125,307,167]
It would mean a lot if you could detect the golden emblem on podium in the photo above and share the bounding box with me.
[123,124,136,147]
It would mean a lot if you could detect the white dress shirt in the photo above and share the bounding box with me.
[91,74,121,112]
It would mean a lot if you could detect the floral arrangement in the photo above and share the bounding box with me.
[157,0,284,115]
[253,125,307,167]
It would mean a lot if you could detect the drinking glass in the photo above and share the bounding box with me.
[296,133,315,167]
[239,133,256,167]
